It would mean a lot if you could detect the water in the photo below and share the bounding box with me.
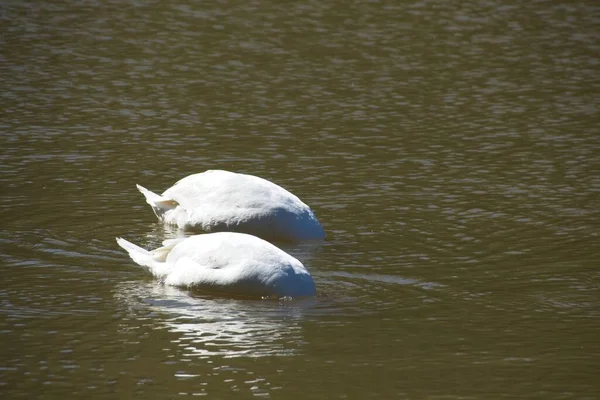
[2,0,599,398]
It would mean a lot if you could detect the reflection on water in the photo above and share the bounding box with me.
[140,223,187,248]
[114,282,312,358]
[137,222,327,265]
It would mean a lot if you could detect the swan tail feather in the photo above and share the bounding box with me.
[116,237,175,278]
[136,184,178,218]
[152,238,185,261]
[116,237,157,270]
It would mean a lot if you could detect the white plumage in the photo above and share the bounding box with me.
[116,232,316,298]
[136,170,325,242]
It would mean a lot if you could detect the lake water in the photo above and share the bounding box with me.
[2,0,599,398]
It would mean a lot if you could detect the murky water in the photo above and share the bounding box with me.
[2,0,599,398]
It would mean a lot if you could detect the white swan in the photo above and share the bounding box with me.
[136,170,325,242]
[116,232,316,298]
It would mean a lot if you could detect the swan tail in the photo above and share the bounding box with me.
[116,237,177,278]
[116,237,158,270]
[152,238,186,261]
[136,184,179,218]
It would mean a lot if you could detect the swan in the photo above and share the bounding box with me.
[115,232,316,298]
[135,170,325,242]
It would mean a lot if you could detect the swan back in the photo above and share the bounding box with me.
[116,232,316,298]
[137,170,325,241]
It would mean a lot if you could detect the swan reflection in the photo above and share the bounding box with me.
[114,281,313,358]
[142,222,325,255]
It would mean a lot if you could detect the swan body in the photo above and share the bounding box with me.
[116,232,316,298]
[136,170,325,242]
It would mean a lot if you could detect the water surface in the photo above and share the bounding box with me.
[2,0,599,398]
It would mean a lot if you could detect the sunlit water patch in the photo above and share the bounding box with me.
[114,282,314,359]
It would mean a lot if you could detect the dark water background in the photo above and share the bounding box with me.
[2,0,599,398]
